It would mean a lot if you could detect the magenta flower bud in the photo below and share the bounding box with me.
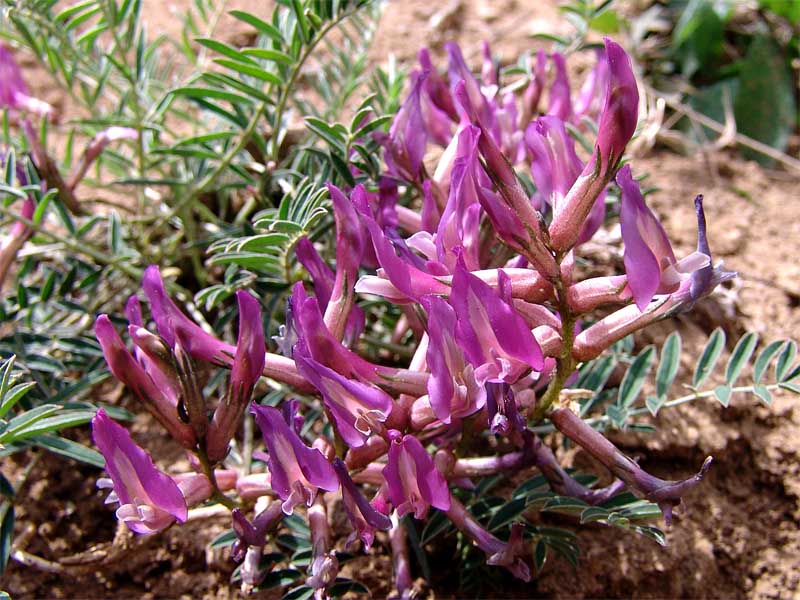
[383,430,451,519]
[526,116,607,244]
[520,49,547,126]
[548,39,639,253]
[92,409,187,535]
[291,281,378,382]
[95,316,196,448]
[453,82,559,279]
[596,39,639,170]
[451,260,544,385]
[0,45,55,119]
[435,125,483,271]
[142,266,234,366]
[573,47,610,121]
[382,71,427,182]
[617,164,678,310]
[423,295,485,425]
[252,404,339,514]
[446,42,493,128]
[205,291,266,463]
[418,47,459,121]
[68,126,138,189]
[480,40,497,87]
[294,340,392,448]
[333,458,392,550]
[354,199,450,303]
[547,53,572,121]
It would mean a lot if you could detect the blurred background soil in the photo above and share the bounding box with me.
[3,0,800,598]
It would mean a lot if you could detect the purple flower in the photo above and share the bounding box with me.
[617,165,710,311]
[418,48,459,122]
[423,295,485,425]
[92,408,187,535]
[453,82,559,279]
[451,260,544,385]
[95,315,196,448]
[205,291,266,463]
[446,42,493,128]
[548,38,639,252]
[485,382,524,437]
[294,340,393,448]
[573,47,610,121]
[596,38,639,171]
[0,45,54,119]
[252,404,339,514]
[382,71,427,182]
[333,459,391,549]
[526,116,606,244]
[142,266,234,366]
[547,53,572,121]
[290,281,378,382]
[435,125,483,271]
[354,197,450,303]
[383,430,451,519]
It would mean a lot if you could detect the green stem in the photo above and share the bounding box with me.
[532,277,575,422]
[195,448,239,510]
[530,383,786,435]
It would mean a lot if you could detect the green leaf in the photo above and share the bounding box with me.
[734,35,797,163]
[0,502,13,576]
[420,509,453,545]
[753,384,772,406]
[534,540,547,572]
[282,585,314,600]
[776,340,797,381]
[693,328,726,388]
[1,404,61,441]
[618,345,656,408]
[195,38,256,64]
[779,382,800,394]
[725,332,758,385]
[645,394,664,417]
[588,9,621,33]
[714,385,731,407]
[758,0,800,23]
[29,434,104,467]
[241,48,293,65]
[0,382,35,420]
[673,0,725,77]
[656,332,681,398]
[208,529,237,549]
[229,10,285,44]
[262,568,302,589]
[7,411,96,440]
[754,340,785,383]
[171,86,253,106]
[488,497,527,531]
[214,59,282,85]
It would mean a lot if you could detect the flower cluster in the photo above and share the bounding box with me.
[90,38,732,595]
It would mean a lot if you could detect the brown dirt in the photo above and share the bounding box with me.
[3,1,800,599]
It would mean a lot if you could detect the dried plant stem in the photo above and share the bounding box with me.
[651,84,800,174]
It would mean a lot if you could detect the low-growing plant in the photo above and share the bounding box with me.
[0,1,798,598]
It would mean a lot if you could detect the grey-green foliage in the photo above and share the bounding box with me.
[562,328,800,432]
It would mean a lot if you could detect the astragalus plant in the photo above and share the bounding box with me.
[1,1,798,598]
